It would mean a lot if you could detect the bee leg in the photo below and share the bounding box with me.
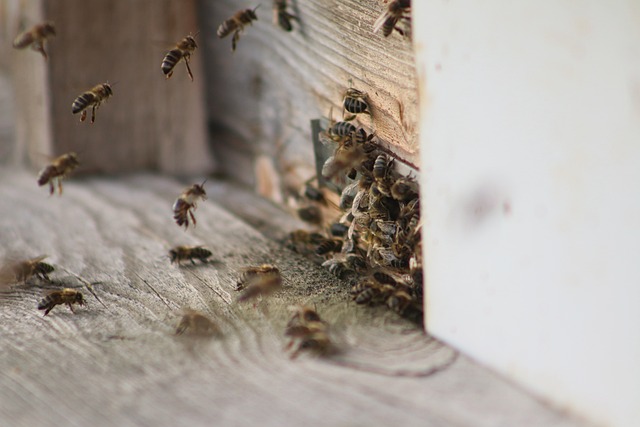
[58,180,63,196]
[190,259,196,266]
[32,42,47,60]
[67,302,75,313]
[43,307,52,316]
[48,179,55,195]
[91,106,97,124]
[231,31,240,52]
[184,58,194,82]
[189,210,197,227]
[343,114,357,122]
[80,110,87,122]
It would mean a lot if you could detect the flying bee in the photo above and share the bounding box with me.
[315,238,343,256]
[38,288,85,316]
[175,309,220,336]
[172,181,207,229]
[286,304,323,327]
[322,142,367,180]
[161,34,198,81]
[236,264,282,302]
[71,82,113,124]
[273,0,297,32]
[373,0,411,38]
[302,183,326,205]
[0,255,54,286]
[37,152,80,195]
[343,88,371,121]
[286,320,332,359]
[169,246,212,265]
[217,6,260,52]
[13,22,56,60]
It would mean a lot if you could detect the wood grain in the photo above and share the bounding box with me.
[198,0,419,192]
[0,171,591,427]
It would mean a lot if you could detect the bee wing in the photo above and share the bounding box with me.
[28,255,49,263]
[13,31,35,48]
[373,10,392,34]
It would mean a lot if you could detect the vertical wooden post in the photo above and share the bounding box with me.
[9,0,213,174]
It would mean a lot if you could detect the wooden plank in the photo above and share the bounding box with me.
[198,0,419,192]
[23,0,212,174]
[0,171,592,427]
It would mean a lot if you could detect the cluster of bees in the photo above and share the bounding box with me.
[5,0,416,359]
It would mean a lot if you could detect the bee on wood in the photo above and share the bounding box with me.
[285,229,325,256]
[175,309,220,336]
[315,238,343,256]
[169,246,212,265]
[322,258,355,280]
[373,0,411,38]
[329,222,349,237]
[217,6,260,52]
[273,0,297,32]
[173,181,207,229]
[236,264,282,302]
[297,205,322,225]
[38,288,85,316]
[330,121,357,139]
[386,289,413,315]
[343,88,371,121]
[0,255,54,286]
[37,152,80,195]
[71,82,113,124]
[161,34,198,81]
[13,22,55,60]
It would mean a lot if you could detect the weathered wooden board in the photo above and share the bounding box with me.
[198,0,419,193]
[0,171,591,427]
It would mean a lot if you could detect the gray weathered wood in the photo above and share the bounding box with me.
[198,0,419,192]
[0,171,592,427]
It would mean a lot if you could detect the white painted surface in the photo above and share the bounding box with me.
[414,1,640,426]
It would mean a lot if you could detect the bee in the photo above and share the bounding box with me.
[37,152,80,195]
[38,288,85,316]
[217,6,260,52]
[71,82,113,124]
[286,320,332,359]
[373,0,411,38]
[315,238,342,256]
[286,304,323,327]
[322,142,367,180]
[161,34,198,81]
[329,222,350,237]
[0,255,55,286]
[330,121,357,139]
[236,264,282,302]
[13,22,56,60]
[303,183,326,205]
[175,309,220,336]
[322,258,355,280]
[391,176,419,202]
[386,289,413,315]
[285,229,326,255]
[343,88,371,121]
[172,181,207,229]
[273,0,297,32]
[169,246,212,265]
[297,205,322,225]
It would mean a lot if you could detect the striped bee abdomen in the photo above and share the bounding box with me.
[71,92,96,114]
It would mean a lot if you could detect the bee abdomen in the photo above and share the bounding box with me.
[331,121,356,137]
[161,48,182,75]
[13,33,34,49]
[344,97,369,114]
[217,19,237,38]
[37,166,55,186]
[72,92,95,114]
